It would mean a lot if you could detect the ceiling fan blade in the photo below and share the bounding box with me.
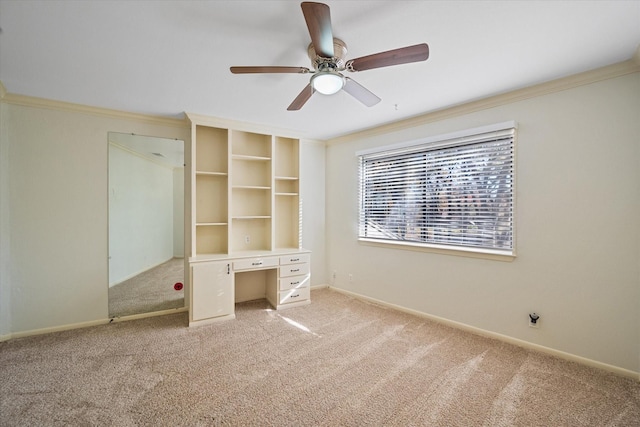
[346,43,429,72]
[230,66,310,74]
[343,78,381,107]
[287,84,315,111]
[301,2,334,58]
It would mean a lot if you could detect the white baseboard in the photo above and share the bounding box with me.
[327,286,639,381]
[5,307,189,340]
[9,318,112,340]
[6,286,637,381]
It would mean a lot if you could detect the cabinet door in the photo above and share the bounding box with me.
[191,261,234,321]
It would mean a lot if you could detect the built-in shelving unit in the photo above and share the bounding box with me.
[274,136,300,250]
[186,114,309,326]
[193,125,229,256]
[229,130,273,253]
[188,115,303,258]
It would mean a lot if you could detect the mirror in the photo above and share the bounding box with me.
[108,132,185,318]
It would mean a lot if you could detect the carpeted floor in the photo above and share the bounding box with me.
[108,257,185,318]
[1,288,639,426]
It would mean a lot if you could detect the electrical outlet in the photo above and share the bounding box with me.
[348,274,353,283]
[244,235,250,244]
[529,312,540,328]
[332,271,337,280]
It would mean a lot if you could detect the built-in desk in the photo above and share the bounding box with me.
[188,249,311,327]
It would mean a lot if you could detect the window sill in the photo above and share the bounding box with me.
[358,238,516,262]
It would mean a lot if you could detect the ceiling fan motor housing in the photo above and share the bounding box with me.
[308,38,348,70]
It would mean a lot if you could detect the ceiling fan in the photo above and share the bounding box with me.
[230,1,430,111]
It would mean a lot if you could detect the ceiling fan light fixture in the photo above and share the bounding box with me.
[230,3,430,110]
[311,71,344,95]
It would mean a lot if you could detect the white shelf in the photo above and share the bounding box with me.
[196,171,228,176]
[232,154,270,161]
[232,216,271,220]
[275,193,298,196]
[196,222,228,226]
[233,185,271,190]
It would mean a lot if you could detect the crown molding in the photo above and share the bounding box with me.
[0,83,188,129]
[328,56,640,145]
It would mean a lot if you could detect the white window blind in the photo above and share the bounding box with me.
[358,124,515,254]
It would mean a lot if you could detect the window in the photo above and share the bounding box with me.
[358,122,515,256]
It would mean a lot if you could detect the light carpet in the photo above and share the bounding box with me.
[1,288,638,426]
[108,257,184,318]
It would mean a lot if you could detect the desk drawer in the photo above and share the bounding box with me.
[233,257,278,271]
[279,286,310,305]
[279,262,309,278]
[280,274,310,291]
[279,253,310,265]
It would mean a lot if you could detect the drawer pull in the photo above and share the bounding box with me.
[252,261,263,266]
[291,281,299,285]
[290,294,300,299]
[291,268,299,272]
[290,258,299,262]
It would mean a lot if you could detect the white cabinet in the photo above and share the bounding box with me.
[277,286,311,306]
[276,254,311,308]
[186,114,310,326]
[190,261,235,324]
[190,250,310,325]
[279,262,310,278]
[233,256,279,271]
[280,275,310,291]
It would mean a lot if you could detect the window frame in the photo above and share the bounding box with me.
[357,121,517,261]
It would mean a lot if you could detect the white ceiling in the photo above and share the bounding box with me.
[1,1,639,140]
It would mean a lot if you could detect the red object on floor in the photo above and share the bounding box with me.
[174,282,184,291]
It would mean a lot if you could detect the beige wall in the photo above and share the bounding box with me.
[325,71,640,374]
[3,102,190,334]
[0,98,327,337]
